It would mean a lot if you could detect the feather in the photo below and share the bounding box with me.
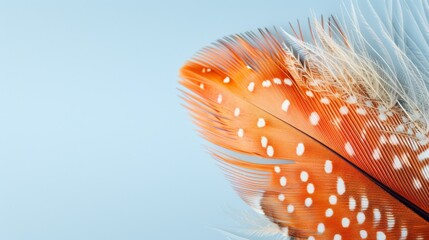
[180,0,429,239]
[214,209,290,240]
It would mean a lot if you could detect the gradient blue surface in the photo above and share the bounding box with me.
[0,1,340,239]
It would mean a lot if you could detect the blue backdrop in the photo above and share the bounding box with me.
[0,1,341,239]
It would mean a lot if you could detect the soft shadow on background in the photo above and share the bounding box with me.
[0,1,340,239]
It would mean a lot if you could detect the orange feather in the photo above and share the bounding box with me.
[180,23,429,239]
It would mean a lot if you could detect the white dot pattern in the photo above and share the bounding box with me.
[337,177,346,195]
[309,112,320,125]
[296,143,305,156]
[280,176,287,186]
[183,37,429,240]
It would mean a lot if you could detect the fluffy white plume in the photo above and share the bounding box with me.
[279,0,429,136]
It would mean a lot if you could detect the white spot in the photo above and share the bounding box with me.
[396,124,405,132]
[372,148,381,160]
[321,97,330,104]
[325,208,333,217]
[309,112,320,125]
[300,171,309,182]
[345,142,355,156]
[273,78,282,84]
[373,208,381,224]
[284,78,293,86]
[400,227,408,240]
[346,95,357,104]
[317,223,325,233]
[376,231,386,240]
[308,237,315,240]
[418,148,429,162]
[341,217,350,228]
[262,80,272,87]
[349,196,356,210]
[356,108,367,115]
[416,131,426,140]
[267,145,274,157]
[324,160,333,174]
[261,136,268,148]
[365,100,374,107]
[379,113,387,121]
[257,118,266,128]
[306,90,314,97]
[307,183,315,194]
[234,107,240,117]
[217,94,223,103]
[413,178,422,189]
[296,143,305,156]
[329,195,337,205]
[387,212,395,230]
[248,82,255,92]
[274,166,280,173]
[287,204,294,213]
[357,212,365,224]
[305,197,312,207]
[237,128,244,138]
[361,196,369,211]
[280,176,287,186]
[422,165,429,180]
[334,234,342,240]
[389,135,399,145]
[380,135,387,144]
[419,138,429,145]
[393,155,403,170]
[278,194,285,201]
[337,177,346,195]
[360,230,368,239]
[199,83,204,89]
[223,76,230,83]
[340,106,349,115]
[281,99,290,112]
[206,68,211,72]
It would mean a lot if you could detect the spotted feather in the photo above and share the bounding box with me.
[180,1,429,239]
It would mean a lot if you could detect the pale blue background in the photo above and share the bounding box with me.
[0,1,340,239]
